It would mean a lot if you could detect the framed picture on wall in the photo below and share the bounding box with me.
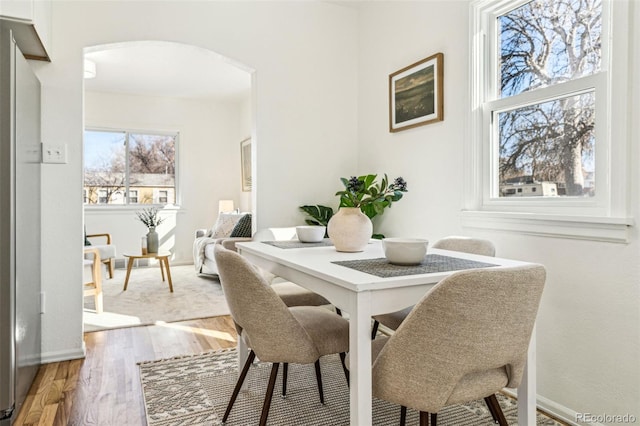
[389,52,444,132]
[240,137,252,192]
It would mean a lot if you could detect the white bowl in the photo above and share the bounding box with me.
[296,226,326,243]
[382,238,428,265]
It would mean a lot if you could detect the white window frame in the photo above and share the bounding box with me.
[464,0,634,242]
[83,127,180,208]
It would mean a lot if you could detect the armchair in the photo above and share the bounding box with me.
[85,232,116,279]
[83,247,103,313]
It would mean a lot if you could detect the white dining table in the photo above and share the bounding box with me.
[236,239,537,426]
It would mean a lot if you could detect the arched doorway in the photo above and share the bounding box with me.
[81,41,254,330]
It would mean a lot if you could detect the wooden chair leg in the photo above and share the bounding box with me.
[106,258,114,279]
[282,362,288,398]
[400,406,407,426]
[371,320,380,340]
[314,359,325,404]
[484,394,508,426]
[92,253,103,314]
[431,412,437,426]
[338,352,349,386]
[223,350,256,423]
[259,363,280,426]
[419,411,430,426]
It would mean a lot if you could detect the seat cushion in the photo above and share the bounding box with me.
[445,367,509,405]
[373,306,414,331]
[272,281,331,307]
[87,244,116,259]
[290,306,349,357]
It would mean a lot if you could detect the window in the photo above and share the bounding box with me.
[489,0,602,200]
[84,129,178,206]
[468,0,633,241]
[129,190,138,204]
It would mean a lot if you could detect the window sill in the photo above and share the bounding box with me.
[460,210,634,243]
[84,205,184,214]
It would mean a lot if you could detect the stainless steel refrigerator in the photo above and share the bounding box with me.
[0,22,42,425]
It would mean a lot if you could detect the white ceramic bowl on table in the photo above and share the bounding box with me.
[382,237,429,265]
[296,226,326,243]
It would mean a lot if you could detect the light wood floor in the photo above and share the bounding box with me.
[14,316,568,426]
[13,316,237,426]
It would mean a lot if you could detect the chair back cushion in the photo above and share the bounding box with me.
[372,264,545,413]
[432,236,496,257]
[213,245,320,363]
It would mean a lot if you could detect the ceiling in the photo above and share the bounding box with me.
[84,41,252,101]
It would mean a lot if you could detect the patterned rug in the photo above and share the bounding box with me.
[139,348,563,426]
[84,264,229,332]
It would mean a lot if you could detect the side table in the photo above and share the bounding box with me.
[122,251,173,292]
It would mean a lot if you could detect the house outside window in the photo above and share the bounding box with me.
[467,0,633,241]
[129,189,138,204]
[83,129,178,206]
[98,189,108,204]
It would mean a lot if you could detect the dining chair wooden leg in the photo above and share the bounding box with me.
[338,352,349,386]
[419,411,430,426]
[399,406,407,426]
[314,359,325,404]
[282,362,288,398]
[484,394,508,426]
[431,412,437,426]
[223,350,256,423]
[371,320,380,340]
[484,395,498,423]
[106,258,114,279]
[259,363,280,426]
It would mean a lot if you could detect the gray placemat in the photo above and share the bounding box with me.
[332,254,498,278]
[262,239,334,249]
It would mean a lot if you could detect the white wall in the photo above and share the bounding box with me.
[84,90,246,264]
[357,1,639,424]
[32,1,358,361]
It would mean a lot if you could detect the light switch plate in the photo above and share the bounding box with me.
[42,142,67,164]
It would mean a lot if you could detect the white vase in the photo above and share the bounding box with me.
[327,207,373,252]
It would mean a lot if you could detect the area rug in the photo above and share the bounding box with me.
[139,348,564,426]
[84,265,229,332]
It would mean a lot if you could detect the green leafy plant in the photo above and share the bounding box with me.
[299,205,334,237]
[135,207,165,228]
[299,205,334,226]
[299,174,408,240]
[336,174,408,220]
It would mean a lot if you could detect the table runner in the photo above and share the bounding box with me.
[332,254,497,278]
[262,239,334,249]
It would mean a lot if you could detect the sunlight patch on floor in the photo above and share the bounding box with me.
[83,309,143,329]
[154,321,236,342]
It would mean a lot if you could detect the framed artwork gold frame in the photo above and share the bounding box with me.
[240,137,252,192]
[389,52,444,132]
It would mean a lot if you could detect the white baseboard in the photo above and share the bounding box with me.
[40,344,86,364]
[502,389,606,426]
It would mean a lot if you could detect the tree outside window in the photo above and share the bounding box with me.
[494,0,601,198]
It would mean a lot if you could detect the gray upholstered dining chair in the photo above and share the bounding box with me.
[371,264,546,426]
[222,230,339,314]
[371,236,496,338]
[213,245,350,426]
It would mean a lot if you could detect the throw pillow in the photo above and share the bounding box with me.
[211,212,245,238]
[84,227,92,246]
[230,214,252,237]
